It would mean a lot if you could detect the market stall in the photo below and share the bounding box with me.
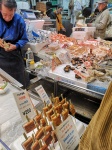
[23,30,112,123]
[30,33,112,95]
[0,1,112,148]
[0,73,86,150]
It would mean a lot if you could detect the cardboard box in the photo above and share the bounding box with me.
[36,2,46,12]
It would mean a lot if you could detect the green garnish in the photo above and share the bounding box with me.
[0,82,7,89]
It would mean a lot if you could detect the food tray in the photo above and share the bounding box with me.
[37,48,68,60]
[9,118,86,150]
[49,64,108,94]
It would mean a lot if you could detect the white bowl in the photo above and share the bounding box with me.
[0,83,8,94]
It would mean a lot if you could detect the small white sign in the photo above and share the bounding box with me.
[13,90,36,122]
[56,115,80,150]
[35,85,51,105]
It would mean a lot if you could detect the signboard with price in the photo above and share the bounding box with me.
[35,85,51,105]
[56,115,80,150]
[13,90,36,122]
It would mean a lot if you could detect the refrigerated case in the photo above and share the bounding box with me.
[28,76,103,124]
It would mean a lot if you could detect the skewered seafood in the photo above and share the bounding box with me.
[69,100,76,116]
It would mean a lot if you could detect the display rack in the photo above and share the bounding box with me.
[57,81,104,100]
[26,66,102,123]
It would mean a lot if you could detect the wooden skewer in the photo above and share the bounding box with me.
[23,132,28,140]
[44,101,46,107]
[26,115,30,122]
[39,140,42,148]
[35,109,39,115]
[52,121,56,130]
[32,134,35,143]
[62,105,65,110]
[33,119,39,130]
[61,94,63,100]
[45,117,48,125]
[43,127,47,135]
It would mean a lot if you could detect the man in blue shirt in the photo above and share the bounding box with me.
[0,0,29,88]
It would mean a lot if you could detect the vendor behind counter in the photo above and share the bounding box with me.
[46,2,72,36]
[87,0,111,39]
[0,0,30,88]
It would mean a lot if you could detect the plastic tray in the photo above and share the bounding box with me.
[49,64,108,94]
[9,118,86,150]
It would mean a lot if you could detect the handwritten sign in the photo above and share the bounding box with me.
[52,58,57,71]
[35,85,51,105]
[13,90,36,122]
[56,115,80,150]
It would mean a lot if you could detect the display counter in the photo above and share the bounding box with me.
[0,82,42,147]
[9,117,86,150]
[34,46,110,96]
[0,80,86,150]
[25,33,111,124]
[1,31,110,149]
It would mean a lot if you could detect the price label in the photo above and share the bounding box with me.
[56,115,80,150]
[22,108,31,116]
[13,90,36,122]
[52,58,57,71]
[35,85,51,105]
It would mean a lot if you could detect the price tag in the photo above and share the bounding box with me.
[35,85,51,105]
[56,115,80,150]
[13,90,36,122]
[52,58,57,71]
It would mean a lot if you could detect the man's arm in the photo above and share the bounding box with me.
[58,14,66,31]
[50,12,56,19]
[4,21,28,52]
[15,22,28,49]
[91,11,110,30]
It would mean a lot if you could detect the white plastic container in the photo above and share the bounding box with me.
[72,27,96,32]
[25,20,45,30]
[24,41,48,53]
[72,27,96,40]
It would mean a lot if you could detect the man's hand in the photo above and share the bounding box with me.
[0,39,4,48]
[4,43,17,52]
